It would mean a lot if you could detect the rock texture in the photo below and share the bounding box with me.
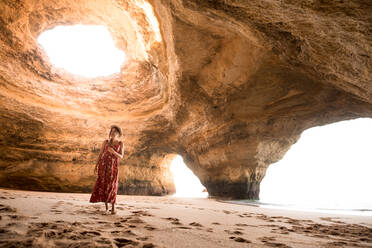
[0,0,371,199]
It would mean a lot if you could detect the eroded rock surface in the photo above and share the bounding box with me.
[0,0,371,199]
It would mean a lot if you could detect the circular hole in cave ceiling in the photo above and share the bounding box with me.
[37,25,126,78]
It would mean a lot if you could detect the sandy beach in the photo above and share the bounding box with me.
[0,188,371,248]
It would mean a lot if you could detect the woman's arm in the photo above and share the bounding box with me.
[108,141,124,159]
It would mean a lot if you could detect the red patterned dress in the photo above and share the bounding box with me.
[90,139,121,204]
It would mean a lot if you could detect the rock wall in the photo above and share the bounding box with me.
[0,0,371,199]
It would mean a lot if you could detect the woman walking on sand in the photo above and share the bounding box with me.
[89,125,124,214]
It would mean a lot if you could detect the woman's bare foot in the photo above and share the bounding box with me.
[110,210,117,215]
[102,209,110,215]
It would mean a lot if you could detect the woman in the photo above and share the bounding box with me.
[89,125,124,214]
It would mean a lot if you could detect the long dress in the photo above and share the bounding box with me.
[89,139,120,204]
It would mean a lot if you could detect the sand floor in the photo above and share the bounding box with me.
[0,188,371,248]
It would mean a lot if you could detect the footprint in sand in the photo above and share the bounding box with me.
[6,214,24,220]
[270,225,291,235]
[6,222,17,227]
[136,236,150,241]
[114,222,125,227]
[50,210,63,214]
[79,230,101,237]
[235,223,253,227]
[189,222,203,227]
[0,228,10,234]
[95,237,112,245]
[229,236,251,243]
[258,236,276,242]
[118,218,130,223]
[114,238,139,247]
[294,222,371,244]
[131,210,153,217]
[211,222,221,225]
[110,230,121,236]
[238,213,254,218]
[310,234,328,239]
[171,220,182,225]
[0,204,17,213]
[1,238,34,247]
[0,203,159,248]
[127,217,145,224]
[163,217,182,225]
[142,243,155,248]
[224,230,244,235]
[175,226,192,229]
[124,229,139,236]
[320,217,346,224]
[327,241,349,246]
[144,225,157,231]
[258,236,292,248]
[269,242,292,248]
[164,217,179,221]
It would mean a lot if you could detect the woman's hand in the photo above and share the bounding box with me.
[107,147,115,154]
[108,144,124,159]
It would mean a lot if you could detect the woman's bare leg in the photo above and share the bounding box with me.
[111,203,116,214]
[105,201,108,211]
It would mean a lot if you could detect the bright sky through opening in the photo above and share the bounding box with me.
[260,118,372,210]
[37,25,125,78]
[170,155,208,198]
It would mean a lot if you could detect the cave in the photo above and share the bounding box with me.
[170,154,208,198]
[260,117,372,209]
[37,25,126,78]
[0,0,371,200]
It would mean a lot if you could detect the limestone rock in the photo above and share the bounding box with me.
[0,0,371,199]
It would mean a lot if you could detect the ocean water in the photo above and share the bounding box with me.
[222,199,372,216]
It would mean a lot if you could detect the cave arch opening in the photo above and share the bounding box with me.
[260,117,372,211]
[37,25,126,78]
[170,155,208,198]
